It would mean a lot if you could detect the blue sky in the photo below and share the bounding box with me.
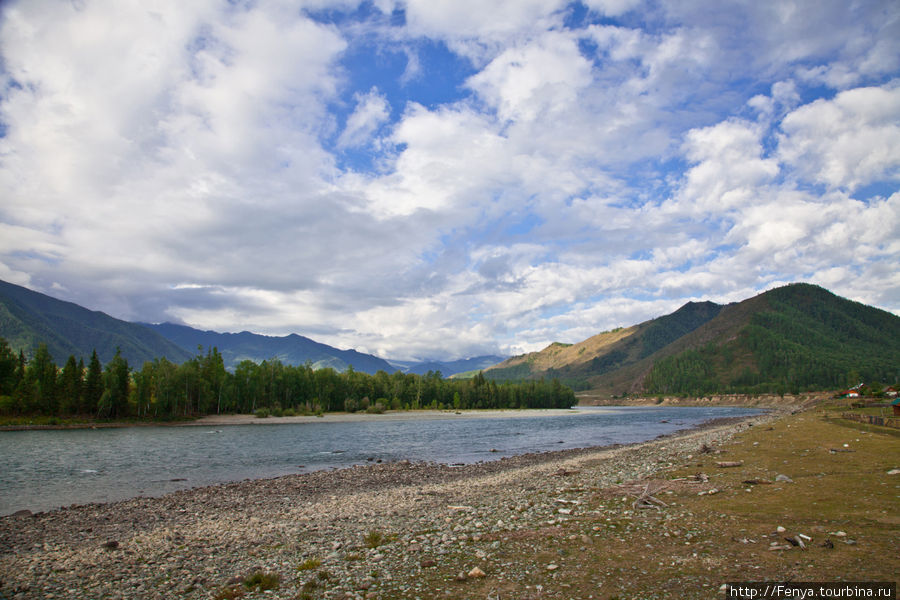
[0,0,898,361]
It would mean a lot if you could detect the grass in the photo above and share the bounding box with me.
[242,570,280,592]
[296,557,321,571]
[363,529,387,549]
[393,409,899,598]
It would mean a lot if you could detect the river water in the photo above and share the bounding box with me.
[0,406,762,515]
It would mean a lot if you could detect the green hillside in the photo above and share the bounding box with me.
[486,283,900,397]
[639,283,900,396]
[0,280,192,366]
[485,300,723,389]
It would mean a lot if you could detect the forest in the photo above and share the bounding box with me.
[0,337,576,420]
[642,289,900,396]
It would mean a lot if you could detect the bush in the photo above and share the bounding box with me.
[363,529,385,548]
[282,407,296,417]
[243,570,280,591]
[296,558,321,571]
[254,407,270,418]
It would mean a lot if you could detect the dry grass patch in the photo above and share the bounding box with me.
[393,410,898,599]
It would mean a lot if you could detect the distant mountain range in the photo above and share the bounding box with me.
[389,355,507,376]
[0,279,192,366]
[140,322,397,374]
[4,279,897,392]
[485,283,900,396]
[0,279,498,376]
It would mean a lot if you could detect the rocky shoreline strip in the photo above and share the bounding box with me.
[0,412,779,599]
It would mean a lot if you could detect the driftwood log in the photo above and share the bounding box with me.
[632,483,668,510]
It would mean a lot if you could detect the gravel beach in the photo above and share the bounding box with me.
[0,412,777,599]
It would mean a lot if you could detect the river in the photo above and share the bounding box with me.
[0,405,762,515]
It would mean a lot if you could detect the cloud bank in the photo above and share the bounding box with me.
[1,0,898,360]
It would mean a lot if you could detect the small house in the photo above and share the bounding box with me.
[884,386,898,398]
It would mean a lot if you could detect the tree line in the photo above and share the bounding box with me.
[0,337,576,420]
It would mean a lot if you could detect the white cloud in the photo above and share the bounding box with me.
[337,88,390,148]
[0,0,898,361]
[466,31,593,122]
[582,0,642,17]
[672,119,779,214]
[401,0,567,60]
[777,85,900,190]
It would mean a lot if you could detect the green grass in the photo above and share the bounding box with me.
[242,570,280,591]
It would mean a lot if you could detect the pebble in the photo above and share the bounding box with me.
[467,566,486,578]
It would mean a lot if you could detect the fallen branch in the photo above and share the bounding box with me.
[632,483,668,510]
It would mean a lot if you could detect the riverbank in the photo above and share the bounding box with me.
[576,390,827,408]
[2,406,895,599]
[0,408,589,431]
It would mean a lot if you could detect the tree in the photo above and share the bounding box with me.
[58,355,83,414]
[98,348,130,419]
[0,337,18,397]
[25,344,57,414]
[83,350,103,414]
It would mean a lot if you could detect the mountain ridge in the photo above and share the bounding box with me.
[0,279,192,366]
[486,283,900,396]
[141,322,397,374]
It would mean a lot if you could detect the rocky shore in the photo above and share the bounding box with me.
[0,413,777,599]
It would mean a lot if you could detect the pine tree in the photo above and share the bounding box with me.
[58,355,83,415]
[84,350,103,414]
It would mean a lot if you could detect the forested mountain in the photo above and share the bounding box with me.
[635,283,900,397]
[0,279,191,366]
[392,355,507,376]
[487,284,900,396]
[485,300,723,388]
[142,322,397,374]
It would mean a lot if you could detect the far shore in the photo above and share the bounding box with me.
[189,407,592,427]
[0,407,604,431]
[2,391,818,431]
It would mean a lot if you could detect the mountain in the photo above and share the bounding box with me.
[391,355,507,376]
[142,322,397,374]
[485,300,723,387]
[487,283,900,397]
[0,279,192,366]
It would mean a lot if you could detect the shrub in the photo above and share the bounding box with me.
[243,570,280,591]
[365,402,386,414]
[296,558,321,571]
[363,529,385,548]
[254,407,270,418]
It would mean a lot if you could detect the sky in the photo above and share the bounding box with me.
[1,0,898,362]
